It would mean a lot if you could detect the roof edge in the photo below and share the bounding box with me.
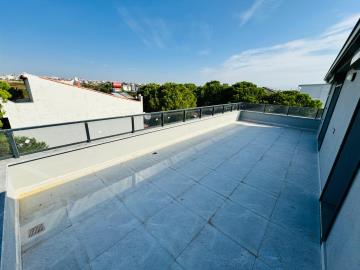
[325,18,360,82]
[40,76,140,102]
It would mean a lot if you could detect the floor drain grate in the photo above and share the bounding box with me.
[28,223,45,238]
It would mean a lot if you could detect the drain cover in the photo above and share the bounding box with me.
[28,223,45,238]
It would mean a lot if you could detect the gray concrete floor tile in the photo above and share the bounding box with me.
[90,227,174,270]
[96,164,134,185]
[253,259,273,270]
[125,155,163,172]
[133,159,171,181]
[145,202,206,257]
[212,200,269,255]
[72,200,140,260]
[194,151,229,169]
[280,181,319,205]
[170,262,185,270]
[199,171,239,197]
[178,184,226,220]
[230,183,277,219]
[21,205,71,252]
[172,159,213,181]
[168,147,198,166]
[271,185,320,241]
[150,168,196,198]
[122,183,174,222]
[243,169,285,197]
[177,225,255,270]
[258,222,320,270]
[230,151,260,166]
[22,227,90,270]
[19,123,321,269]
[260,153,292,168]
[254,160,288,178]
[215,161,252,181]
[66,186,119,224]
[286,163,318,188]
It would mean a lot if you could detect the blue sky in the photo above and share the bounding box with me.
[1,0,359,89]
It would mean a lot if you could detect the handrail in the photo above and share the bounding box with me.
[0,102,323,159]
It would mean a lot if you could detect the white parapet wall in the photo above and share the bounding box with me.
[4,74,143,128]
[238,111,321,130]
[6,111,241,199]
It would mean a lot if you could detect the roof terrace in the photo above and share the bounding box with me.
[1,105,322,270]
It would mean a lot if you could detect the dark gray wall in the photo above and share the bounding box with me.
[324,170,360,270]
[319,70,360,189]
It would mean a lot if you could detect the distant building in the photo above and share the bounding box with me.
[112,82,122,92]
[298,84,331,107]
[122,82,140,92]
[3,73,143,128]
[0,74,19,80]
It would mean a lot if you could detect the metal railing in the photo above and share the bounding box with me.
[0,102,323,159]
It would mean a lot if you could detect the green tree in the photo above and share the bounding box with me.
[265,90,322,108]
[96,82,113,94]
[196,81,231,106]
[158,83,197,111]
[0,81,12,128]
[0,134,48,157]
[139,83,196,112]
[230,82,268,103]
[81,82,113,94]
[183,83,197,93]
[8,87,26,100]
[139,81,322,112]
[15,136,49,154]
[138,83,161,112]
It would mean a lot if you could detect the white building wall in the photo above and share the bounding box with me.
[298,84,331,107]
[4,74,143,128]
[324,170,360,270]
[318,71,360,189]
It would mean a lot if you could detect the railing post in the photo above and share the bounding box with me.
[161,112,164,127]
[222,105,225,114]
[237,103,240,110]
[84,122,91,142]
[263,104,266,113]
[286,106,290,115]
[6,131,20,158]
[183,110,186,122]
[199,108,202,118]
[212,106,215,116]
[230,104,233,112]
[315,109,320,119]
[131,116,135,133]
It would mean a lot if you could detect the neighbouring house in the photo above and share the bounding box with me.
[112,82,122,92]
[298,83,331,107]
[122,82,140,92]
[3,73,143,128]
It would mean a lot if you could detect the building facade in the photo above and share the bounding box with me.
[317,18,360,270]
[3,74,143,128]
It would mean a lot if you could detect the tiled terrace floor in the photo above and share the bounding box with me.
[20,122,321,270]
